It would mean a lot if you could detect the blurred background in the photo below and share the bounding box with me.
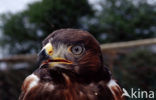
[0,0,156,99]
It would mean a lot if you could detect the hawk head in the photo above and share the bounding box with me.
[38,29,110,82]
[19,29,124,100]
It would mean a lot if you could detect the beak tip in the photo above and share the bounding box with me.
[38,48,50,68]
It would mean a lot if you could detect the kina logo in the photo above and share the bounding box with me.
[122,88,155,99]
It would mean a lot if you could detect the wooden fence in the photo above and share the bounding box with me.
[0,38,156,63]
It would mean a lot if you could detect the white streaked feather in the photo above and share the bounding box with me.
[107,79,119,95]
[26,74,40,92]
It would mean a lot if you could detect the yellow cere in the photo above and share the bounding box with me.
[44,42,53,56]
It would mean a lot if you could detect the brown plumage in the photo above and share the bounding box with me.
[19,29,124,100]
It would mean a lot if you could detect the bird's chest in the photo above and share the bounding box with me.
[22,73,113,100]
[52,80,113,100]
[50,81,101,100]
[25,78,99,100]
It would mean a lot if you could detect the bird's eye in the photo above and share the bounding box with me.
[71,45,83,55]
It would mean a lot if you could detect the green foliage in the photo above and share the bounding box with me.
[0,13,40,54]
[89,0,156,42]
[1,0,156,53]
[114,49,156,91]
[0,0,93,54]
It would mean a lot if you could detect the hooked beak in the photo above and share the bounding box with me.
[38,48,72,68]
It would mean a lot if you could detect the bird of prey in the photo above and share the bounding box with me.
[19,29,124,100]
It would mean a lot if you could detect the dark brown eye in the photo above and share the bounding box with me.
[71,45,83,55]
